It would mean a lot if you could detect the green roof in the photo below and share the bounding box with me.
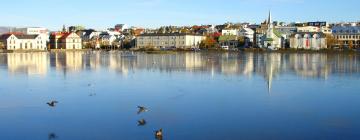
[219,35,237,41]
[264,38,274,41]
[273,29,282,38]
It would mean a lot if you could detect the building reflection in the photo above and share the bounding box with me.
[1,51,359,92]
[7,52,48,76]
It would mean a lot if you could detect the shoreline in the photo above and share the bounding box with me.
[0,48,359,54]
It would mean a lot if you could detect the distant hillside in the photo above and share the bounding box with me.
[0,27,12,34]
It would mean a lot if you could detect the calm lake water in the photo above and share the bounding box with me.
[0,51,359,140]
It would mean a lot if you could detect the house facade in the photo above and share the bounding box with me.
[290,32,327,50]
[50,32,82,49]
[221,29,239,36]
[136,33,205,49]
[218,35,240,49]
[332,25,360,48]
[0,34,47,50]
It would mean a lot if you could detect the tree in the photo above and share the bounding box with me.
[0,42,4,50]
[339,41,344,50]
[237,37,245,48]
[349,41,354,49]
[200,36,217,49]
[326,34,339,49]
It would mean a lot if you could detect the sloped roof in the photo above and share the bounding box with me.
[0,34,12,40]
[332,26,360,34]
[15,34,39,39]
[273,29,282,38]
[0,34,39,40]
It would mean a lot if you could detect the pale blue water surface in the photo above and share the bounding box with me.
[0,51,359,140]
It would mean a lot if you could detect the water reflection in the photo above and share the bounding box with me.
[1,51,359,89]
[6,52,48,76]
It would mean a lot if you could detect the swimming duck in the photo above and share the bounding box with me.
[155,128,163,139]
[138,119,146,126]
[47,101,58,107]
[137,106,148,114]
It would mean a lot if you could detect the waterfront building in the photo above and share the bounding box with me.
[136,33,205,49]
[0,33,47,50]
[255,21,268,48]
[221,28,239,36]
[49,32,82,49]
[261,11,283,49]
[289,32,327,50]
[297,26,332,34]
[332,25,360,48]
[275,26,297,48]
[218,35,240,49]
[79,29,101,42]
[238,27,255,45]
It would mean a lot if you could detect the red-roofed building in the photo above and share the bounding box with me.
[50,32,82,49]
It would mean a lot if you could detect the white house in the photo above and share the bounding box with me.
[290,32,327,50]
[50,32,82,49]
[136,33,205,49]
[222,29,239,36]
[239,28,254,41]
[0,34,47,50]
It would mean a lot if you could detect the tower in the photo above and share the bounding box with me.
[266,10,274,39]
[62,25,67,32]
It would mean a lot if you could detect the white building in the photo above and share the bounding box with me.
[221,29,239,36]
[136,33,205,49]
[50,32,82,49]
[297,26,332,34]
[262,11,283,49]
[239,28,254,43]
[0,34,47,50]
[290,32,327,50]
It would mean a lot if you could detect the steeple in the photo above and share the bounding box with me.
[268,10,272,25]
[62,25,67,32]
[267,10,274,29]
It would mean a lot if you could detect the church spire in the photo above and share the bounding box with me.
[268,10,272,26]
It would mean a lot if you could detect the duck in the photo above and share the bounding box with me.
[155,128,163,139]
[48,133,58,140]
[46,101,58,107]
[137,106,148,114]
[138,119,146,126]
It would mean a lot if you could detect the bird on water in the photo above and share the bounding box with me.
[46,101,59,107]
[137,106,148,114]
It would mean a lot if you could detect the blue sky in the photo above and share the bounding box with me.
[1,0,359,30]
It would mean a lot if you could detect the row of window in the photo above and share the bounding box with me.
[336,35,360,40]
[9,40,44,44]
[7,45,45,49]
[333,30,360,34]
